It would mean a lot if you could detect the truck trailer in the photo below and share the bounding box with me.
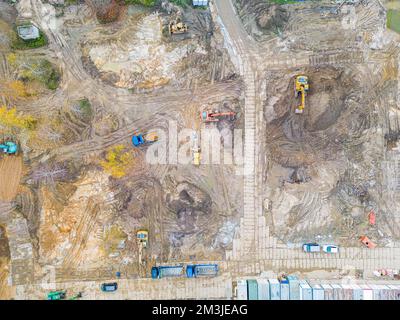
[151,265,184,279]
[186,264,218,278]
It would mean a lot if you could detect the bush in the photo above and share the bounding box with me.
[19,59,61,90]
[124,0,157,7]
[96,0,123,24]
[169,0,190,7]
[77,98,93,119]
[11,30,48,50]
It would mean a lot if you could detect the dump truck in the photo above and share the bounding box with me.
[0,141,18,155]
[302,243,320,253]
[151,265,184,279]
[294,75,309,114]
[132,132,158,147]
[186,264,218,278]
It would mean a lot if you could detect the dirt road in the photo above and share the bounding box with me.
[0,156,23,202]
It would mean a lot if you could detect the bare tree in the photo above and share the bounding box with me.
[31,163,69,186]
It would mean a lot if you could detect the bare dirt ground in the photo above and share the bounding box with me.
[0,156,23,202]
[231,0,400,247]
[0,0,244,285]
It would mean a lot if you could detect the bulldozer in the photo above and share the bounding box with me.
[169,18,188,35]
[294,75,309,114]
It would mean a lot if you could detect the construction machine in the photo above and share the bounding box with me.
[201,110,236,122]
[132,132,158,147]
[137,229,148,267]
[360,235,377,249]
[0,141,18,155]
[69,292,83,300]
[294,75,309,114]
[47,291,66,300]
[169,18,188,35]
[192,132,200,166]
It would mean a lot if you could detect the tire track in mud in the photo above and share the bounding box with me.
[36,80,241,162]
[61,197,100,269]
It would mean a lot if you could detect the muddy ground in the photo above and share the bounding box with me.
[0,0,243,281]
[259,0,400,247]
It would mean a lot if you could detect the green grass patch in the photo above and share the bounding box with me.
[77,98,93,119]
[387,9,400,34]
[269,0,299,4]
[11,30,48,50]
[124,0,157,6]
[19,59,60,90]
[169,0,191,7]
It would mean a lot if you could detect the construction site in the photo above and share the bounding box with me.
[1,0,400,300]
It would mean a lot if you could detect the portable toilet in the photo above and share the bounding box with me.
[359,284,373,300]
[299,280,313,300]
[269,279,280,300]
[312,284,325,300]
[287,275,300,300]
[247,280,258,300]
[321,284,334,300]
[280,278,290,300]
[236,280,248,300]
[257,279,270,300]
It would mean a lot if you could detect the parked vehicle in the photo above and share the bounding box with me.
[47,291,66,300]
[323,245,339,253]
[186,264,218,278]
[151,265,184,279]
[303,243,320,253]
[100,282,118,292]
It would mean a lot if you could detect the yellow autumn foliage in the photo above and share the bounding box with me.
[0,105,36,130]
[0,80,28,102]
[100,145,133,178]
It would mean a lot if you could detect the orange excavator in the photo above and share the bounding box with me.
[201,110,236,122]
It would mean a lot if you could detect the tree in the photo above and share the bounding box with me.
[0,106,36,130]
[100,145,134,178]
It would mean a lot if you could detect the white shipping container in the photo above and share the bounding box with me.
[359,285,373,300]
[351,284,363,300]
[331,284,342,300]
[312,284,325,300]
[269,279,281,300]
[280,282,289,300]
[321,284,334,300]
[257,279,270,300]
[299,281,313,300]
[236,280,248,300]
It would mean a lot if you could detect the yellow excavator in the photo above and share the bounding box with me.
[169,18,188,35]
[294,75,309,114]
[137,229,148,266]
